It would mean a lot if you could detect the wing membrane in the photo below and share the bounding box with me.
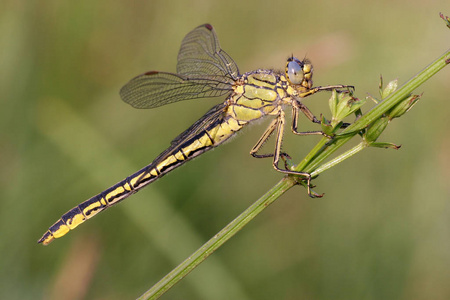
[177,24,239,81]
[120,71,233,109]
[120,24,239,109]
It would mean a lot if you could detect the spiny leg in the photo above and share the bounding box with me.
[292,84,354,136]
[291,101,330,137]
[250,117,278,158]
[294,101,351,130]
[299,84,354,98]
[252,110,316,196]
[250,116,292,166]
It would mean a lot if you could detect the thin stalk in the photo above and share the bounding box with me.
[310,142,366,177]
[138,177,296,300]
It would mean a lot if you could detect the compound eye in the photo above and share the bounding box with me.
[286,58,304,85]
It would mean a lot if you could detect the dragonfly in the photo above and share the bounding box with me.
[38,24,352,245]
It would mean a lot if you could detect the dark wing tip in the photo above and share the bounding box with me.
[144,71,159,76]
[204,24,213,31]
[119,70,159,104]
[129,70,160,80]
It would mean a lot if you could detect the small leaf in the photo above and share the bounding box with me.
[370,142,401,150]
[381,79,398,99]
[328,90,338,118]
[367,94,380,104]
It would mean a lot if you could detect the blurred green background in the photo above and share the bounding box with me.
[1,1,450,299]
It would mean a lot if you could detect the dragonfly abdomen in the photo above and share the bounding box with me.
[37,179,138,245]
[38,113,245,245]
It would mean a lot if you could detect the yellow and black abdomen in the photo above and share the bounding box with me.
[38,71,287,245]
[38,109,245,245]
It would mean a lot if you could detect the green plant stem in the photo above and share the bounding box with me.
[310,142,366,177]
[138,177,296,300]
[140,48,449,299]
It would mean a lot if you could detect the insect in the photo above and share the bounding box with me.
[38,24,352,245]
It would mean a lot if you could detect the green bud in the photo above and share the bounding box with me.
[320,115,335,136]
[329,90,366,126]
[365,116,389,143]
[378,75,384,96]
[386,94,421,119]
[440,12,450,29]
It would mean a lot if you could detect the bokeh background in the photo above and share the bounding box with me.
[1,1,450,299]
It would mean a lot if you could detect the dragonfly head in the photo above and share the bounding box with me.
[285,56,313,90]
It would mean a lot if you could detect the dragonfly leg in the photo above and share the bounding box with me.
[250,116,291,160]
[250,110,321,197]
[271,110,317,196]
[291,101,331,138]
[298,84,354,98]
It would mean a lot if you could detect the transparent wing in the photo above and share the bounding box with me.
[120,24,239,109]
[170,102,227,145]
[177,24,239,81]
[120,71,233,109]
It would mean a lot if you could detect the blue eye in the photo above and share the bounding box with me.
[286,57,304,85]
